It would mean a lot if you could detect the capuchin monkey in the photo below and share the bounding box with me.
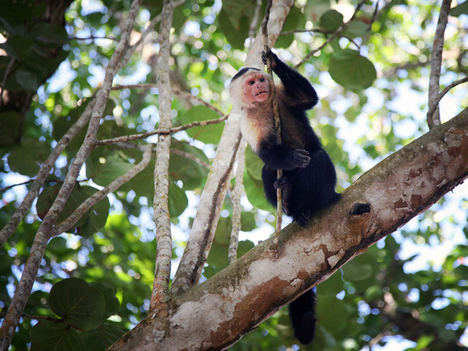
[229,50,341,345]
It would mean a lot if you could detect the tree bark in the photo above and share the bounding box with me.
[108,110,467,351]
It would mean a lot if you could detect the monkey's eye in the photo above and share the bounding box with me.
[259,77,265,82]
[248,80,255,85]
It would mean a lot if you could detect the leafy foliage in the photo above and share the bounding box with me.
[0,0,466,350]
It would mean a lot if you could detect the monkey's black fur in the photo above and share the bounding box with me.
[289,288,317,345]
[259,50,340,227]
[262,51,340,345]
[232,50,341,345]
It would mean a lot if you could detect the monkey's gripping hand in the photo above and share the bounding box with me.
[262,49,279,68]
[292,149,310,168]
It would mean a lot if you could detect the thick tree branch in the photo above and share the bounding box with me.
[171,0,295,297]
[427,0,452,129]
[0,1,142,348]
[109,109,467,351]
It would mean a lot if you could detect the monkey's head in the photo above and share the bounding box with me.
[230,67,272,108]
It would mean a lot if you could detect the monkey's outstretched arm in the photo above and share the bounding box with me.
[263,50,318,109]
[258,140,310,170]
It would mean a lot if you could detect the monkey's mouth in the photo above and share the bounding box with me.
[255,91,267,96]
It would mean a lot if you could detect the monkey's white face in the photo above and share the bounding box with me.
[242,73,271,104]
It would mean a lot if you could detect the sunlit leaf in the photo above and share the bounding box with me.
[329,49,376,90]
[319,9,343,32]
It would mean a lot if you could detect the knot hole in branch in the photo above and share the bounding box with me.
[349,203,371,216]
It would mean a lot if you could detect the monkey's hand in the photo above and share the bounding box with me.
[262,49,278,68]
[274,177,288,190]
[292,149,310,168]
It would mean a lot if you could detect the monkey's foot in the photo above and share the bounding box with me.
[274,177,288,190]
[295,209,311,227]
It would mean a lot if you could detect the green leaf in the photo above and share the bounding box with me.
[169,140,209,190]
[32,23,68,45]
[243,171,273,212]
[0,111,22,147]
[316,295,349,333]
[343,20,368,38]
[121,161,154,198]
[47,237,74,261]
[206,217,231,277]
[168,181,188,217]
[89,283,120,318]
[245,145,263,181]
[87,153,134,186]
[317,270,344,295]
[179,105,224,144]
[36,184,109,236]
[0,35,33,61]
[319,10,343,32]
[240,212,256,232]
[277,6,305,48]
[14,69,39,92]
[218,10,249,50]
[221,0,256,30]
[8,137,50,176]
[48,278,106,331]
[237,240,255,258]
[30,320,84,351]
[81,323,125,351]
[329,49,376,90]
[450,1,468,16]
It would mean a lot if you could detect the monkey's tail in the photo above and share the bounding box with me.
[288,288,317,345]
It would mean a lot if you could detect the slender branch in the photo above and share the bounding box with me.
[111,83,157,90]
[426,76,468,124]
[173,90,224,116]
[119,0,185,71]
[0,57,15,108]
[22,314,61,322]
[111,84,224,116]
[381,59,429,78]
[70,35,118,41]
[427,0,452,129]
[295,0,367,68]
[0,1,142,348]
[262,0,283,239]
[150,0,174,315]
[228,141,247,264]
[280,28,324,36]
[0,98,95,248]
[96,114,228,146]
[54,144,153,234]
[369,0,381,31]
[0,179,34,193]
